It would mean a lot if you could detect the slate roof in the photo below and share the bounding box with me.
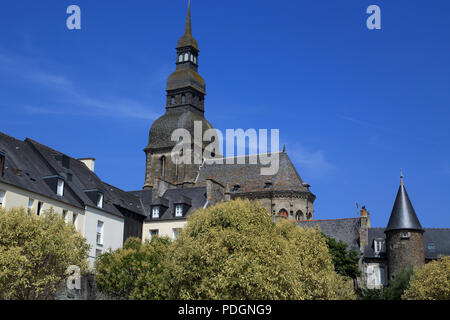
[130,187,207,222]
[0,131,149,219]
[103,182,145,217]
[196,152,315,197]
[25,138,126,218]
[385,181,423,232]
[365,227,450,260]
[298,218,362,253]
[0,132,84,209]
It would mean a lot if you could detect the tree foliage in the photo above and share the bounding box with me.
[322,234,360,279]
[356,287,385,300]
[384,268,413,300]
[402,256,450,300]
[0,207,90,300]
[95,236,170,300]
[162,199,356,300]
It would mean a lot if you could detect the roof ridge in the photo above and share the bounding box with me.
[0,130,26,144]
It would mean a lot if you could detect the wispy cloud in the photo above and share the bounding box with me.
[287,143,335,181]
[0,50,158,120]
[339,115,392,133]
[339,114,440,146]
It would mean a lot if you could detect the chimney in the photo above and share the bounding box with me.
[152,177,176,202]
[206,177,225,206]
[78,158,95,172]
[359,205,371,253]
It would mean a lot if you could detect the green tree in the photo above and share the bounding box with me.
[162,199,355,300]
[402,256,450,300]
[356,287,385,300]
[95,236,170,300]
[0,207,90,300]
[322,234,361,279]
[384,268,413,300]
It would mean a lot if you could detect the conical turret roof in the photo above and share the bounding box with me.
[385,174,423,232]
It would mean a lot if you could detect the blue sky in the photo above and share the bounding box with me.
[0,0,449,228]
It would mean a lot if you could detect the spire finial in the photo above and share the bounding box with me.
[400,169,404,186]
[185,0,192,36]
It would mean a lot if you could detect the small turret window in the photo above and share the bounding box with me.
[184,53,189,61]
[401,232,410,239]
[178,55,183,62]
[194,56,197,64]
[171,96,175,105]
[181,95,186,104]
[190,54,194,62]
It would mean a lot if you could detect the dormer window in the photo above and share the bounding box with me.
[175,204,183,217]
[97,192,104,208]
[374,240,385,253]
[0,190,5,207]
[152,206,160,219]
[57,179,64,196]
[0,152,5,176]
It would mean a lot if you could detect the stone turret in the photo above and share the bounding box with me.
[385,173,424,280]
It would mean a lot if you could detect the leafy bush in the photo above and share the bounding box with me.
[402,256,450,300]
[162,199,355,300]
[384,268,413,300]
[0,207,90,300]
[323,234,361,279]
[95,236,170,300]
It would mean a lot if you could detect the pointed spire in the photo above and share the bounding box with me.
[385,174,423,232]
[177,0,199,50]
[184,0,192,36]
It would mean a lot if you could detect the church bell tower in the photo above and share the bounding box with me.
[143,1,214,189]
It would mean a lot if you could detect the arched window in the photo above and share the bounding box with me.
[160,156,166,177]
[181,94,186,104]
[193,56,197,64]
[178,55,183,62]
[278,209,288,218]
[295,210,304,221]
[306,212,312,220]
[190,54,194,62]
[184,53,189,61]
[171,96,175,105]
